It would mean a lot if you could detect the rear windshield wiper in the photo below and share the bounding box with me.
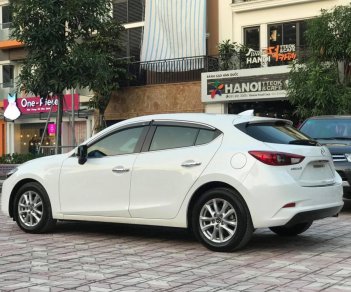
[289,139,318,146]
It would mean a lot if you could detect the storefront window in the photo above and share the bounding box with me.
[244,26,260,50]
[268,21,307,66]
[269,25,282,47]
[18,124,55,154]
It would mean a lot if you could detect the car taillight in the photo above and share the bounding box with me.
[249,151,305,166]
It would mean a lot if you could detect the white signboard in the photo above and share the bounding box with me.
[201,66,290,103]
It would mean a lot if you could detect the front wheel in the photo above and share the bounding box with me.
[13,182,56,233]
[269,222,313,236]
[192,187,253,252]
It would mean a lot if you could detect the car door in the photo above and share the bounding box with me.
[59,123,149,217]
[129,121,223,219]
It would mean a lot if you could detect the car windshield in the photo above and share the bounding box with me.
[300,118,351,139]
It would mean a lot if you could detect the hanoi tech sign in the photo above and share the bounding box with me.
[201,66,290,103]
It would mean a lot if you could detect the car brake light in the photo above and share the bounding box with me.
[249,151,305,166]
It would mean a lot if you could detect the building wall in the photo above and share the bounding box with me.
[223,0,349,46]
[105,82,203,121]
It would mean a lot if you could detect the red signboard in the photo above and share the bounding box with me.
[3,94,79,115]
[47,123,56,136]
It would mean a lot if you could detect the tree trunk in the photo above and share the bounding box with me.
[55,94,64,154]
[97,108,106,132]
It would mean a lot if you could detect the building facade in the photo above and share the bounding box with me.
[205,0,350,122]
[0,1,95,155]
[1,0,220,154]
[105,0,220,122]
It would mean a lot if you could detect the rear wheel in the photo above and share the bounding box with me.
[269,222,313,236]
[13,182,56,233]
[192,187,253,252]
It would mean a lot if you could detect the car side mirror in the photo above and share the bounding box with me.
[77,145,88,165]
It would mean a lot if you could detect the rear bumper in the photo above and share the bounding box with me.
[285,205,343,227]
[335,166,351,200]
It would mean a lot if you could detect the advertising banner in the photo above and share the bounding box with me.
[201,66,290,103]
[3,94,79,116]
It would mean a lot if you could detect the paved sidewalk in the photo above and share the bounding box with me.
[0,196,351,291]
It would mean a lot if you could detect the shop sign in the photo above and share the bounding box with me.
[201,66,290,103]
[48,123,56,136]
[4,93,21,121]
[246,44,297,66]
[3,94,79,116]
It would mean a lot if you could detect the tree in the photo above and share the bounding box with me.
[10,0,125,151]
[287,4,351,120]
[77,19,128,132]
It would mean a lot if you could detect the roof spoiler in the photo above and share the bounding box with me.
[238,109,254,116]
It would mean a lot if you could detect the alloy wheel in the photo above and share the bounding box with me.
[18,191,43,228]
[199,198,238,243]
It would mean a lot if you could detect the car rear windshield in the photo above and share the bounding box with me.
[299,118,351,139]
[236,121,316,145]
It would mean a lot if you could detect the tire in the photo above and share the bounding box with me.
[13,182,56,233]
[269,222,313,236]
[191,187,253,252]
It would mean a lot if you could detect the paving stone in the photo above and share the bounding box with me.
[1,196,351,291]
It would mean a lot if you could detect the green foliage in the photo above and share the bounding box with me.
[288,61,351,119]
[287,4,351,119]
[10,0,128,134]
[10,0,113,97]
[0,153,44,164]
[218,40,248,70]
[76,19,130,132]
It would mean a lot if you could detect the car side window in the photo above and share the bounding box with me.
[88,127,144,157]
[195,129,218,146]
[149,126,199,151]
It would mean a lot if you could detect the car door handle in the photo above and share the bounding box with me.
[181,160,202,167]
[112,166,130,173]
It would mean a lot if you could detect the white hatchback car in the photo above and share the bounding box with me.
[1,113,344,252]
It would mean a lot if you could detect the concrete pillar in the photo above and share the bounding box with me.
[6,122,14,154]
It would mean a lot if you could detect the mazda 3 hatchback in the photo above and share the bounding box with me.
[1,113,343,252]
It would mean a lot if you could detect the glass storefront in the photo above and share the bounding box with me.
[15,121,88,154]
[18,123,55,154]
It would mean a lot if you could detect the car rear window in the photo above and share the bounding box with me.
[236,122,314,145]
[300,118,351,139]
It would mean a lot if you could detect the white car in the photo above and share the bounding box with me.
[1,113,344,252]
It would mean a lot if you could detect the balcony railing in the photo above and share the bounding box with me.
[123,47,309,86]
[124,55,219,86]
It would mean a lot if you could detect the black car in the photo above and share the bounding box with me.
[299,116,351,200]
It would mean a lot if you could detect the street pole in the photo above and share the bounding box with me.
[71,89,75,148]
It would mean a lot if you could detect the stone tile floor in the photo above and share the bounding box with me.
[1,197,351,291]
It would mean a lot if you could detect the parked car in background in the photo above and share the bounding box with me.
[1,113,343,252]
[299,115,351,200]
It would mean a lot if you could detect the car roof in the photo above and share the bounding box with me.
[116,113,284,127]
